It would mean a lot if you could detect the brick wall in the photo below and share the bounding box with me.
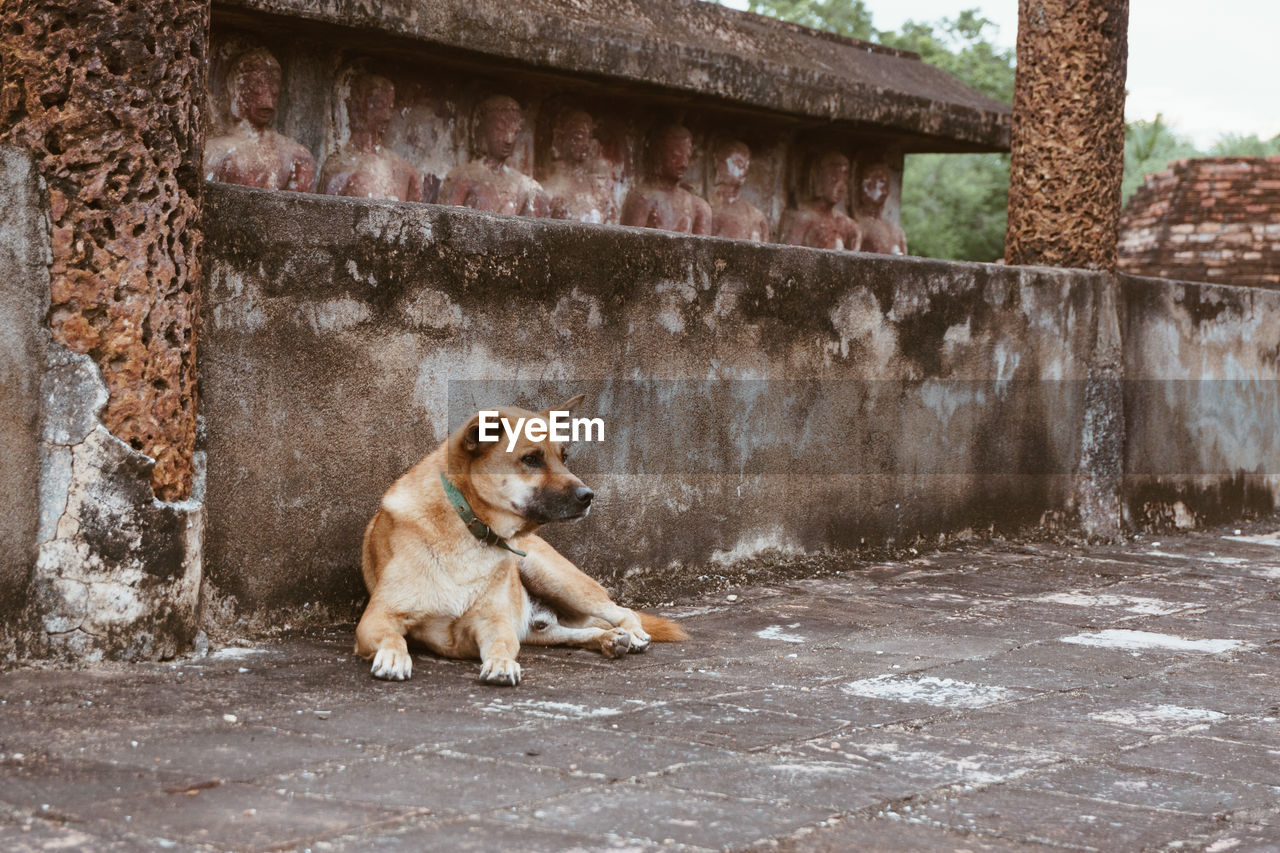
[1118,157,1280,287]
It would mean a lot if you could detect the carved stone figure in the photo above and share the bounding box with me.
[440,95,547,217]
[854,162,908,255]
[778,150,862,251]
[204,47,316,192]
[620,124,712,235]
[542,108,615,224]
[709,139,768,242]
[320,71,424,202]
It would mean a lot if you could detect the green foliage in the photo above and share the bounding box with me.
[1209,133,1280,158]
[744,0,874,41]
[901,153,1008,262]
[1122,122,1280,204]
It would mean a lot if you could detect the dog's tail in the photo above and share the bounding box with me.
[640,612,689,642]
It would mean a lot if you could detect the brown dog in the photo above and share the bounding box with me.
[355,396,686,684]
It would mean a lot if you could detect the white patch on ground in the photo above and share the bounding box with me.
[1089,704,1227,730]
[756,624,806,644]
[208,647,269,660]
[1144,550,1247,566]
[1059,630,1250,654]
[481,699,626,720]
[842,675,1018,709]
[1224,530,1280,546]
[1032,591,1188,616]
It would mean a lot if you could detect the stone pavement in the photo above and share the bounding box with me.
[2,529,1278,852]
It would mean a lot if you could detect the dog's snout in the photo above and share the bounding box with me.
[574,486,594,506]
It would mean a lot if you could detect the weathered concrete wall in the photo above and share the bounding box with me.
[201,184,1099,610]
[0,147,48,636]
[1121,274,1280,526]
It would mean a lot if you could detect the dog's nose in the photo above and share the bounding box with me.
[573,486,594,506]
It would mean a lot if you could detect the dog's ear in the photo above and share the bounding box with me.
[546,394,585,415]
[460,412,501,455]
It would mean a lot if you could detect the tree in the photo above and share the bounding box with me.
[877,12,1015,262]
[1122,115,1199,203]
[744,0,874,41]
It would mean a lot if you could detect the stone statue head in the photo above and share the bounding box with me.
[473,95,524,162]
[647,124,693,183]
[713,139,751,189]
[551,109,595,164]
[228,47,282,130]
[859,162,892,211]
[808,150,850,207]
[347,72,396,141]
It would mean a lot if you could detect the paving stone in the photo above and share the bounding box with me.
[278,752,589,812]
[833,628,1022,661]
[585,698,845,751]
[77,781,403,850]
[1196,714,1280,748]
[71,721,376,782]
[914,707,1153,755]
[0,754,197,821]
[916,786,1214,849]
[1115,736,1280,784]
[760,814,1063,852]
[261,701,536,749]
[0,817,135,853]
[495,782,834,848]
[657,754,919,812]
[913,657,1101,692]
[1187,826,1280,853]
[1022,763,1280,816]
[319,815,657,852]
[776,729,1059,789]
[444,723,740,779]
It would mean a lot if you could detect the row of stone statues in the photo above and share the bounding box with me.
[204,47,906,254]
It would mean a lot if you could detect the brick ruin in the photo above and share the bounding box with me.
[1118,157,1280,287]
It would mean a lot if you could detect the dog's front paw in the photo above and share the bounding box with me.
[479,657,522,686]
[600,627,632,659]
[627,627,651,653]
[371,646,413,681]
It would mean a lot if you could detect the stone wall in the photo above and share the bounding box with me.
[201,183,1102,611]
[1119,157,1280,287]
[0,147,48,641]
[1122,274,1280,526]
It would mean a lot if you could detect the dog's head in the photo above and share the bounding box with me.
[449,395,594,530]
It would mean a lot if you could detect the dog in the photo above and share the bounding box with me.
[355,395,686,684]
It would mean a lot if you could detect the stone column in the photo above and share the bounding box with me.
[0,0,209,659]
[1005,0,1129,270]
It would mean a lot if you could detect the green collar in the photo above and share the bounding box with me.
[439,472,527,557]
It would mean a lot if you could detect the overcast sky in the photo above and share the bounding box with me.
[723,1,1279,149]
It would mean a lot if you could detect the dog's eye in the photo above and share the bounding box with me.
[560,446,569,462]
[521,451,544,467]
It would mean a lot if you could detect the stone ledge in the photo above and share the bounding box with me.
[212,0,1010,152]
